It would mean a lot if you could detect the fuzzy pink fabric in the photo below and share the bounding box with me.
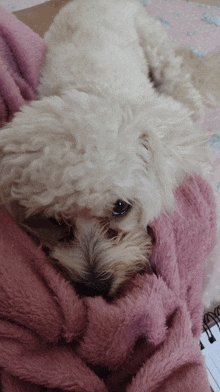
[0,6,46,127]
[0,174,216,392]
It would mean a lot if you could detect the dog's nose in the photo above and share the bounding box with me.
[73,277,112,298]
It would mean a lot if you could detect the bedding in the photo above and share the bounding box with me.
[0,174,216,391]
[0,7,46,126]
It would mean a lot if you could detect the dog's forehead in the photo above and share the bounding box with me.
[58,97,148,215]
[65,90,141,139]
[66,96,142,172]
[72,173,134,215]
[13,93,151,218]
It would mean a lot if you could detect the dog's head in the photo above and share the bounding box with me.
[0,90,209,297]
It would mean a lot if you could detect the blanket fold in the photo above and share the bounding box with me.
[0,174,216,392]
[0,6,46,127]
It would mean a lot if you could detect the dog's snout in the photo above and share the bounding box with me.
[73,276,112,298]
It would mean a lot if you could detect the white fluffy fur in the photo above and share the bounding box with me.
[0,0,219,296]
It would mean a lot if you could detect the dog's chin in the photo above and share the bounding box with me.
[72,262,154,300]
[50,255,154,300]
[48,227,153,299]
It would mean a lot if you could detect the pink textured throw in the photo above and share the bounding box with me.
[0,6,46,126]
[0,174,216,392]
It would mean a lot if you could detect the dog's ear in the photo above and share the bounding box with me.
[137,130,178,216]
[21,214,73,248]
[136,98,210,220]
[0,96,74,217]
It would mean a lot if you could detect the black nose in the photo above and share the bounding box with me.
[73,277,112,298]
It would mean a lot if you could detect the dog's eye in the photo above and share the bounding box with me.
[58,226,74,243]
[112,200,131,217]
[22,215,73,243]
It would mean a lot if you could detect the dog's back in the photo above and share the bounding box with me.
[37,0,155,103]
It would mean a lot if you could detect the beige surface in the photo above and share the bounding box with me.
[13,0,72,37]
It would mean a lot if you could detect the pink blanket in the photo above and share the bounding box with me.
[0,6,46,127]
[0,5,217,392]
[0,174,216,392]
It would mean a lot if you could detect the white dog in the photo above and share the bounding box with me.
[0,0,219,298]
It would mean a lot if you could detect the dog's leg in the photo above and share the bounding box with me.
[135,12,204,120]
[175,47,220,109]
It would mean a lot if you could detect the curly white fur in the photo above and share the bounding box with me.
[0,0,219,297]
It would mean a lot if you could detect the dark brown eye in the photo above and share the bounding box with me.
[58,226,74,243]
[49,218,74,243]
[112,200,131,217]
[22,215,74,243]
